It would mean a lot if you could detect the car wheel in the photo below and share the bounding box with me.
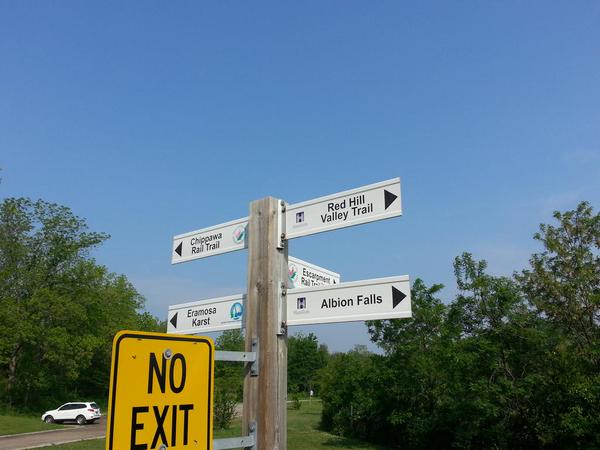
[76,415,86,425]
[44,415,54,424]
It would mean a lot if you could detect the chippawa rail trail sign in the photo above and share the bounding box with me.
[106,177,411,450]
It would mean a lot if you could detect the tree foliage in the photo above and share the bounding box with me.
[519,201,600,366]
[0,198,160,411]
[214,329,245,401]
[319,201,600,449]
[288,332,328,394]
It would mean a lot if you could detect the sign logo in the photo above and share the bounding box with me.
[232,224,246,244]
[297,297,306,310]
[295,212,304,223]
[230,302,243,320]
[106,331,214,450]
[289,263,298,284]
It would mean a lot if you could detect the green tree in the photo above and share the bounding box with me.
[288,332,328,394]
[318,346,380,439]
[0,198,159,411]
[518,201,600,448]
[520,201,600,365]
[216,328,245,352]
[214,329,245,400]
[367,279,452,448]
[213,329,245,428]
[444,254,545,449]
[320,202,600,449]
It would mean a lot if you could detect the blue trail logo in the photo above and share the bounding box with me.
[230,302,243,320]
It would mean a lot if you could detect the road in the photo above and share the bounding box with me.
[0,419,105,450]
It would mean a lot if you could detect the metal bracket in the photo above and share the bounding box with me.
[250,337,259,376]
[276,200,286,249]
[214,337,259,377]
[276,199,288,335]
[278,320,287,337]
[277,281,287,336]
[215,351,256,362]
[213,421,256,449]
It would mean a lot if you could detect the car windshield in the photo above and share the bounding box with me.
[90,403,99,409]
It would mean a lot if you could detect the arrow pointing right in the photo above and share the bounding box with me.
[384,190,398,210]
[174,242,183,257]
[392,286,407,309]
[170,312,178,328]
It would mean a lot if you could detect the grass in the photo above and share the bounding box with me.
[32,401,385,449]
[286,401,385,450]
[38,439,102,449]
[0,413,65,435]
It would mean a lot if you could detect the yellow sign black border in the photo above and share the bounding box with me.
[106,331,214,450]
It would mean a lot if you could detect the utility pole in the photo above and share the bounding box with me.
[243,197,288,449]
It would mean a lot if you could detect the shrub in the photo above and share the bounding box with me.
[214,388,237,429]
[290,393,302,410]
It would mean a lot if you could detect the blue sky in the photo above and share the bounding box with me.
[1,2,599,351]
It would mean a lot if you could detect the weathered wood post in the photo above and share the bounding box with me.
[243,197,288,450]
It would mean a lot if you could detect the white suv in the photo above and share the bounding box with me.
[41,402,101,425]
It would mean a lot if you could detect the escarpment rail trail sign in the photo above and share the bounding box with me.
[288,256,340,289]
[166,177,409,450]
[106,331,214,450]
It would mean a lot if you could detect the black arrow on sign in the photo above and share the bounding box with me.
[170,312,178,328]
[174,242,183,257]
[384,190,398,210]
[392,286,406,309]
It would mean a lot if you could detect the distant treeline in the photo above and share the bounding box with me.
[318,201,600,449]
[214,328,329,400]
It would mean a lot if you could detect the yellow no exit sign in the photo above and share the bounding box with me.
[106,331,214,450]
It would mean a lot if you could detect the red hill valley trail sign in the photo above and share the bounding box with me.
[106,331,214,450]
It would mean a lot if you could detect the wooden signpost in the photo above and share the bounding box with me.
[166,178,410,450]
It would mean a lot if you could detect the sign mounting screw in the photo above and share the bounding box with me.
[163,349,173,360]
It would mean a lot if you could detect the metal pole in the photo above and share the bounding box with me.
[242,197,288,450]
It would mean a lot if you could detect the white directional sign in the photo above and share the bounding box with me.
[168,257,340,335]
[171,178,401,264]
[168,294,245,334]
[288,256,340,289]
[172,217,248,264]
[286,276,411,326]
[286,178,401,240]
